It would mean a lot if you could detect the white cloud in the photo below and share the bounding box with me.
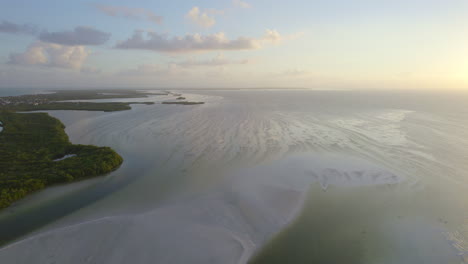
[115,30,286,53]
[8,42,90,69]
[186,7,217,28]
[8,44,47,66]
[233,0,251,9]
[175,54,250,68]
[95,4,163,24]
[119,63,189,77]
[262,30,304,44]
[263,29,283,43]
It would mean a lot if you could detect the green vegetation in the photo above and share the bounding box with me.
[27,89,165,101]
[3,102,154,112]
[0,112,123,209]
[0,90,161,112]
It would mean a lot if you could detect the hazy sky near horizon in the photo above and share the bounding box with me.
[1,0,467,90]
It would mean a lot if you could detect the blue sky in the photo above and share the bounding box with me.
[1,0,468,89]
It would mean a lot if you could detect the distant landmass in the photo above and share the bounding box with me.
[0,90,206,111]
[0,90,159,112]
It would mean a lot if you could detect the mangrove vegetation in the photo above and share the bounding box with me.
[0,112,123,209]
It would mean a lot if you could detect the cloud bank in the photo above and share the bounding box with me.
[0,20,38,35]
[119,63,188,77]
[39,26,110,46]
[95,5,163,24]
[8,42,90,69]
[175,54,250,67]
[115,30,284,53]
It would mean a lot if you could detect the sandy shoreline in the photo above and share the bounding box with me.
[53,154,77,162]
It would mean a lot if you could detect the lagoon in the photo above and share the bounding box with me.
[1,89,468,263]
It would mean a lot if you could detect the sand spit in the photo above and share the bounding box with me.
[53,154,77,162]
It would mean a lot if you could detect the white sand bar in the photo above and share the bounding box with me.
[53,154,77,162]
[0,154,402,264]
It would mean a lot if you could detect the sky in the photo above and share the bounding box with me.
[0,0,468,90]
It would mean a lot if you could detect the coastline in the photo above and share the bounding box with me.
[0,112,123,211]
[0,89,206,245]
[0,90,466,263]
[0,90,206,112]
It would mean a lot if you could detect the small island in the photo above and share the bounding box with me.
[0,111,123,209]
[0,90,158,112]
[0,89,206,111]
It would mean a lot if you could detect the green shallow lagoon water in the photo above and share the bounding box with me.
[250,184,461,264]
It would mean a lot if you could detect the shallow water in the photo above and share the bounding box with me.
[0,89,467,263]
